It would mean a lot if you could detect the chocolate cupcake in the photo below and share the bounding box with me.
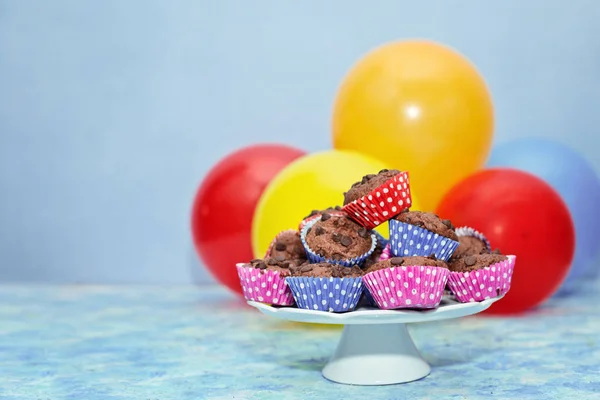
[236,257,304,306]
[446,252,516,303]
[450,226,492,260]
[265,230,307,262]
[342,169,412,229]
[388,211,459,261]
[285,263,364,312]
[299,206,347,231]
[301,214,377,267]
[362,255,450,310]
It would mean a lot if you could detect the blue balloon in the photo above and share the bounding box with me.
[487,138,600,293]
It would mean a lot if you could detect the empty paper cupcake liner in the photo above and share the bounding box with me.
[447,255,516,303]
[236,263,295,306]
[342,171,412,230]
[389,220,459,261]
[455,226,492,251]
[264,229,301,258]
[300,218,377,267]
[363,265,450,310]
[286,276,364,312]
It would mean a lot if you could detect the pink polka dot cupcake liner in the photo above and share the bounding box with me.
[286,276,364,312]
[236,263,295,306]
[299,210,347,232]
[300,218,378,267]
[342,171,412,230]
[389,220,459,261]
[446,255,516,303]
[264,229,300,258]
[455,226,492,251]
[379,243,392,261]
[362,265,450,310]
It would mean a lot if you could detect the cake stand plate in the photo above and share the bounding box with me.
[248,295,502,386]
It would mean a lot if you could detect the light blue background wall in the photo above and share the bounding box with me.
[1,1,599,284]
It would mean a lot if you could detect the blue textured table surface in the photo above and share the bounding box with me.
[1,282,599,400]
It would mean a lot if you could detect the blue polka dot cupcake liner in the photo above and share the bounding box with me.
[388,220,459,261]
[455,226,492,251]
[286,276,364,312]
[300,218,377,267]
[373,231,389,248]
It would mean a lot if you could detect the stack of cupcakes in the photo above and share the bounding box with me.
[236,169,516,313]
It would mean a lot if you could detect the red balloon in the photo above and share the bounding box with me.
[191,144,305,295]
[436,168,575,315]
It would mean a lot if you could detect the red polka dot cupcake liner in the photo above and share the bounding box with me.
[455,226,492,251]
[342,171,412,230]
[446,255,516,303]
[264,229,301,258]
[362,265,450,310]
[236,263,295,306]
[286,276,364,312]
[300,218,378,267]
[298,210,347,232]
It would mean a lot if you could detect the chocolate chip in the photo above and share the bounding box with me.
[307,227,312,235]
[342,268,353,276]
[300,265,313,273]
[442,219,454,230]
[361,176,369,184]
[275,242,287,251]
[413,221,424,228]
[257,262,267,269]
[365,174,376,180]
[321,213,331,221]
[332,233,341,243]
[250,258,262,264]
[390,257,404,266]
[464,256,477,267]
[400,208,409,214]
[294,245,305,255]
[274,254,286,262]
[281,261,291,269]
[334,205,342,211]
[340,236,353,247]
[427,254,437,260]
[267,258,278,265]
[493,248,501,254]
[357,227,368,238]
[379,169,389,173]
[315,226,325,236]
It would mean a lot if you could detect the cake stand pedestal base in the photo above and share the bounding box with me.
[322,323,429,385]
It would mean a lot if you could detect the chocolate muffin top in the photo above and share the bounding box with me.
[451,235,491,260]
[247,257,307,276]
[448,253,507,273]
[269,231,307,262]
[302,206,345,220]
[365,255,448,273]
[343,169,401,205]
[291,262,363,278]
[305,214,373,260]
[394,210,458,241]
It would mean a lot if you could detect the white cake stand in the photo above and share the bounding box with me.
[248,295,502,386]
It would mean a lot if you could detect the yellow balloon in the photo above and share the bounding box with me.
[332,40,494,211]
[252,150,421,257]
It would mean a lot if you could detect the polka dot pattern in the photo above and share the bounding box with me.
[236,264,295,306]
[446,255,516,303]
[300,218,377,267]
[379,243,392,261]
[362,265,449,310]
[388,220,459,261]
[286,277,364,313]
[342,171,412,229]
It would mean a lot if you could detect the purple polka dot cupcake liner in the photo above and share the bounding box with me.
[342,171,412,230]
[236,263,295,306]
[362,265,450,310]
[388,220,459,261]
[446,255,516,303]
[285,276,364,312]
[264,229,300,258]
[455,226,492,251]
[300,218,377,267]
